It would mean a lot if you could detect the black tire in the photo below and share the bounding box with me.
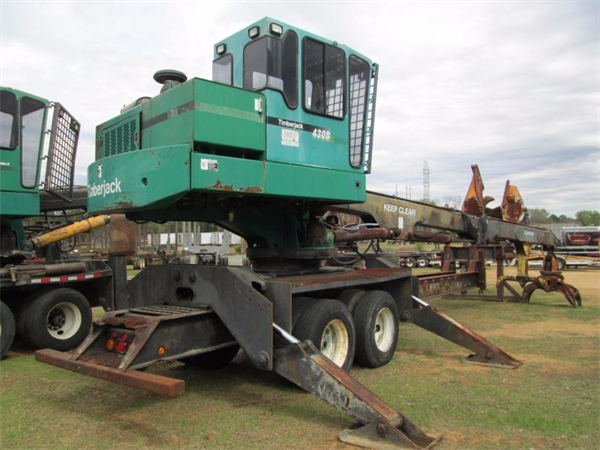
[19,288,92,351]
[181,344,240,369]
[416,256,429,268]
[338,289,366,313]
[293,299,356,372]
[353,291,399,368]
[1,301,16,359]
[405,257,416,268]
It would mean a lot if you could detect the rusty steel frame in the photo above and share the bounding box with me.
[35,349,185,397]
[274,340,442,449]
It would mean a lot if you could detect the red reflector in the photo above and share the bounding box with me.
[111,331,118,339]
[116,340,126,353]
[122,333,128,342]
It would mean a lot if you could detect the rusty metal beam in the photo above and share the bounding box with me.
[413,272,481,299]
[35,349,185,397]
[409,297,522,369]
[273,341,441,449]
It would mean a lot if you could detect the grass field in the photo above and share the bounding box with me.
[1,267,598,450]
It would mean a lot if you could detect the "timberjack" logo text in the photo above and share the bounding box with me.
[89,178,122,198]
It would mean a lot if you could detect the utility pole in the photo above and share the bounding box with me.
[423,160,430,202]
[405,185,412,199]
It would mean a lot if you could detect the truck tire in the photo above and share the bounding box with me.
[338,289,366,313]
[1,301,16,359]
[181,344,240,369]
[404,257,416,268]
[293,299,356,372]
[19,288,92,351]
[352,291,399,368]
[416,256,429,268]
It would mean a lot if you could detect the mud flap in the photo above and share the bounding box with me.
[273,340,441,449]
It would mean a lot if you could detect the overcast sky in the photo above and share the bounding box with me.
[2,0,598,216]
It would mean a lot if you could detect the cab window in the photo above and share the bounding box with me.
[20,97,45,188]
[303,38,345,118]
[0,91,18,149]
[243,30,298,108]
[212,54,233,85]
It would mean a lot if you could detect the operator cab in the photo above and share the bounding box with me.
[212,17,378,174]
[0,89,48,201]
[0,87,80,218]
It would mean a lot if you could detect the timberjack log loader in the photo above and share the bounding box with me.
[35,18,580,449]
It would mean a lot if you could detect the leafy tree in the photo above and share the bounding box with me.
[576,210,600,226]
[528,208,551,224]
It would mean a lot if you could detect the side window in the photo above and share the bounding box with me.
[0,91,18,149]
[243,31,298,108]
[303,39,345,118]
[268,31,298,108]
[349,56,370,168]
[212,54,233,85]
[244,37,268,90]
[20,97,46,188]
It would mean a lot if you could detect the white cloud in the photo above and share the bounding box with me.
[2,1,597,215]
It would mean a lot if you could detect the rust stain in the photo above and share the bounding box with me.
[210,180,234,191]
[245,186,262,193]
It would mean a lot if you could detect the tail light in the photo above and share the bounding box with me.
[105,328,134,354]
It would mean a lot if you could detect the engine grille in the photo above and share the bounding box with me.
[101,114,140,158]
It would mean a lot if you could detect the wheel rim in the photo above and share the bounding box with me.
[320,319,349,367]
[374,307,395,352]
[417,258,427,267]
[46,302,82,340]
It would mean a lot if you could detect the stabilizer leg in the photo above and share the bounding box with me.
[411,296,522,369]
[273,335,441,449]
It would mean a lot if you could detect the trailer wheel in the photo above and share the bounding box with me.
[1,301,16,359]
[404,257,416,268]
[293,299,355,371]
[181,344,240,369]
[416,256,429,268]
[353,291,399,368]
[19,288,92,351]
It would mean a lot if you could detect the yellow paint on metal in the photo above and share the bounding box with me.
[30,215,110,248]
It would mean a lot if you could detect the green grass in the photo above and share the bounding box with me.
[1,268,598,449]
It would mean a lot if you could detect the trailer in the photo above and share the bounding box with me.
[34,18,581,449]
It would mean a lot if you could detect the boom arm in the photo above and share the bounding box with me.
[335,191,557,248]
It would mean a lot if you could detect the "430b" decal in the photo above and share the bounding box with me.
[312,128,331,141]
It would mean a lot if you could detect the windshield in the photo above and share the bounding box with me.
[20,97,46,188]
